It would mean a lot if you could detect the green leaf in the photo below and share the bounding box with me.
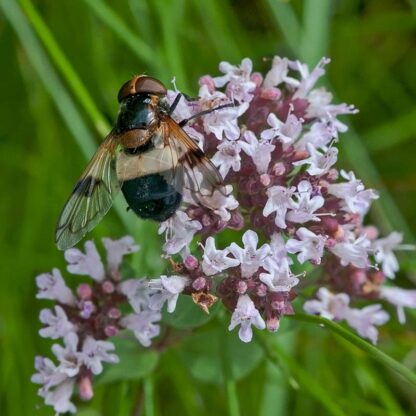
[162,294,220,329]
[97,336,159,384]
[180,326,263,385]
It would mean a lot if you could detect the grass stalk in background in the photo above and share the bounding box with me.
[257,332,348,416]
[83,0,156,68]
[19,0,110,137]
[287,314,416,387]
[144,376,155,416]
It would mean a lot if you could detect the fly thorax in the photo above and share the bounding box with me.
[114,94,157,133]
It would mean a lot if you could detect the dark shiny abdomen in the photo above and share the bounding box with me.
[121,173,182,221]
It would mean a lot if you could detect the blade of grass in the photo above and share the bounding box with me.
[190,0,242,61]
[152,0,189,91]
[364,107,416,151]
[287,314,416,387]
[1,0,130,230]
[219,324,241,416]
[1,0,96,157]
[299,0,331,66]
[257,332,347,416]
[264,0,301,55]
[83,0,155,68]
[19,0,110,137]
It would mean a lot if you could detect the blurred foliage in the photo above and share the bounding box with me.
[0,0,416,415]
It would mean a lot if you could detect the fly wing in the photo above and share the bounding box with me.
[162,117,226,205]
[55,134,121,250]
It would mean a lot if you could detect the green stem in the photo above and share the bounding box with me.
[257,332,347,416]
[218,328,240,416]
[143,376,155,416]
[19,0,110,137]
[225,380,240,416]
[287,314,416,387]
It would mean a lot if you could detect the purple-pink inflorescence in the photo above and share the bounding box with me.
[34,57,416,414]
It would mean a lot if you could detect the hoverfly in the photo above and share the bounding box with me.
[56,75,231,250]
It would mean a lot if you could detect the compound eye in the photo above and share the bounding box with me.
[134,76,167,96]
[117,75,167,102]
[117,78,138,102]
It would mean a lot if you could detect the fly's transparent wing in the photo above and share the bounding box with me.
[55,134,121,250]
[162,117,226,205]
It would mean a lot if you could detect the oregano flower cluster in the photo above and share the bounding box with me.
[33,57,416,414]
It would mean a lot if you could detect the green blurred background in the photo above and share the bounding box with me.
[1,0,416,415]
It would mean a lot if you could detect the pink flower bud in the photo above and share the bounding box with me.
[271,300,285,311]
[107,307,121,319]
[79,300,96,319]
[79,375,94,401]
[260,173,271,187]
[110,270,121,281]
[199,75,216,93]
[101,280,115,294]
[236,280,248,294]
[352,270,367,286]
[363,225,379,240]
[256,283,268,297]
[77,283,92,300]
[260,87,281,100]
[266,316,280,332]
[192,277,207,291]
[250,72,263,87]
[184,255,199,270]
[272,162,286,176]
[104,325,119,337]
[228,211,245,230]
[326,238,337,248]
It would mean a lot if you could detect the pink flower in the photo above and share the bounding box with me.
[39,306,77,339]
[36,268,76,306]
[211,139,242,178]
[120,311,161,347]
[372,232,402,279]
[329,231,370,269]
[64,240,105,281]
[80,337,119,374]
[228,295,266,343]
[159,211,202,255]
[228,230,271,278]
[102,236,140,272]
[263,186,297,229]
[303,288,350,320]
[292,143,338,176]
[380,286,416,324]
[261,112,303,145]
[148,275,189,313]
[345,304,389,345]
[286,180,325,223]
[240,130,275,174]
[263,56,300,88]
[202,237,240,276]
[286,228,326,264]
[328,170,378,216]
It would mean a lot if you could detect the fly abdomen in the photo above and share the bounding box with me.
[121,173,182,222]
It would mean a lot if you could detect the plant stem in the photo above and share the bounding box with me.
[287,313,416,387]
